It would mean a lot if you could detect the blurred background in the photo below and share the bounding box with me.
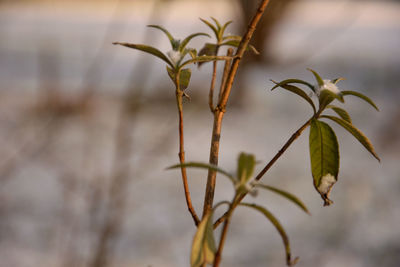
[0,0,399,266]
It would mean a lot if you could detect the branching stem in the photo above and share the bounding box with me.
[213,117,313,229]
[202,0,271,218]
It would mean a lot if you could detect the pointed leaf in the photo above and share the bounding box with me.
[254,184,310,214]
[240,203,298,266]
[271,81,316,113]
[188,48,197,59]
[147,24,179,48]
[327,105,352,123]
[198,43,218,56]
[271,78,315,93]
[166,162,236,184]
[113,42,173,67]
[220,40,259,54]
[211,17,221,30]
[321,115,380,161]
[309,119,340,206]
[179,32,210,52]
[191,213,216,267]
[331,77,345,84]
[200,18,219,39]
[341,90,379,111]
[180,55,232,68]
[220,20,233,37]
[307,68,324,87]
[222,34,241,41]
[237,152,256,184]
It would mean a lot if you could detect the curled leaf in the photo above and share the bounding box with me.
[271,81,316,113]
[341,90,379,111]
[270,79,315,93]
[321,115,380,161]
[240,203,299,266]
[179,32,210,52]
[254,184,310,214]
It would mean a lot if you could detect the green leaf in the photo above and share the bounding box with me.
[220,20,233,38]
[341,90,379,111]
[327,105,352,123]
[179,32,210,52]
[240,203,298,266]
[199,18,219,39]
[271,81,316,113]
[166,162,236,184]
[331,77,345,84]
[211,17,221,30]
[319,89,344,111]
[307,68,324,87]
[237,152,256,184]
[270,78,315,93]
[113,42,173,67]
[166,67,191,90]
[222,34,241,41]
[191,213,216,267]
[220,40,259,54]
[254,184,310,214]
[309,119,340,206]
[180,55,232,68]
[321,115,380,161]
[179,68,191,90]
[147,24,179,49]
[198,43,218,56]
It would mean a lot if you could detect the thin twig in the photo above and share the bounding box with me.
[213,117,313,228]
[202,0,271,218]
[175,73,200,226]
[208,61,218,112]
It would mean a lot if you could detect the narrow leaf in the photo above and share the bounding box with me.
[191,213,216,267]
[307,68,324,87]
[113,42,173,67]
[220,20,233,38]
[254,184,310,214]
[327,105,352,123]
[331,77,345,84]
[309,119,340,206]
[341,90,379,111]
[180,55,232,68]
[166,162,236,184]
[179,32,210,52]
[271,81,316,113]
[240,203,298,266]
[237,152,256,184]
[321,115,380,161]
[199,18,219,39]
[270,78,315,93]
[147,25,176,43]
[220,40,259,54]
[211,17,221,30]
[222,34,241,41]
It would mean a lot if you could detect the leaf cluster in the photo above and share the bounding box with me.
[272,69,380,205]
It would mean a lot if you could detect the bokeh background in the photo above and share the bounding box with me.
[1,0,399,266]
